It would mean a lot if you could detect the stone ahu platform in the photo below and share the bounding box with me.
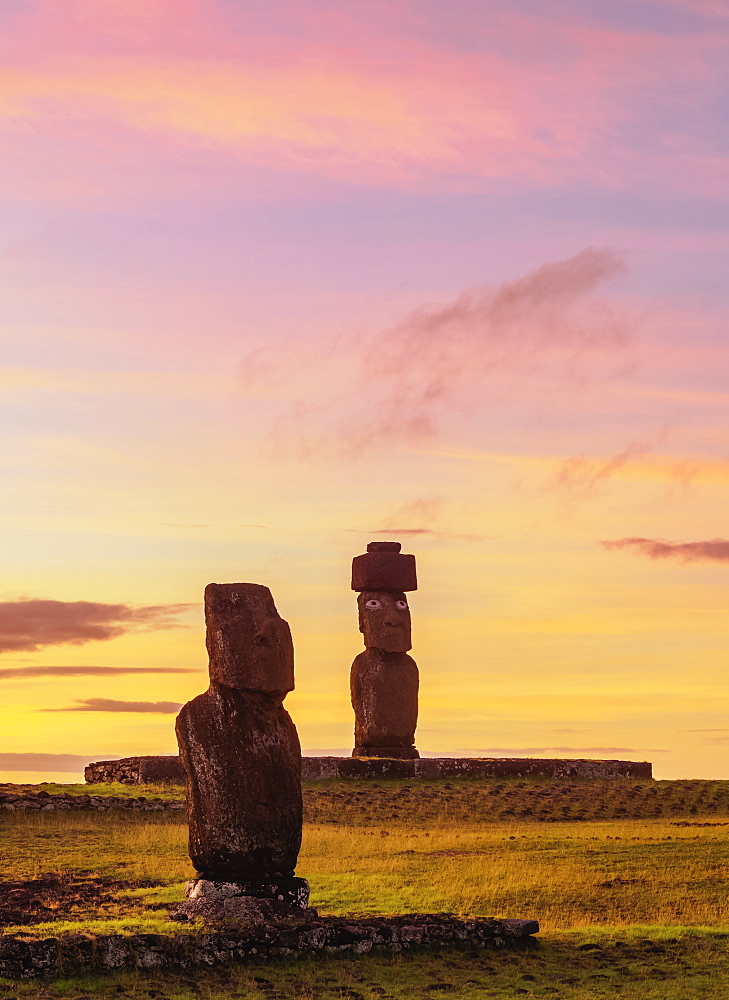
[0,915,539,979]
[86,755,652,783]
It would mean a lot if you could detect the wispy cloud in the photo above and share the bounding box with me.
[552,439,655,500]
[3,2,727,198]
[0,599,193,654]
[426,746,667,756]
[367,527,490,542]
[45,698,182,713]
[601,537,729,563]
[684,728,729,733]
[424,746,673,759]
[157,522,269,529]
[0,752,111,773]
[243,249,632,458]
[683,729,729,742]
[0,665,196,679]
[361,498,493,543]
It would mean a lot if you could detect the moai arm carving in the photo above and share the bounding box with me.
[175,583,307,909]
[350,543,419,760]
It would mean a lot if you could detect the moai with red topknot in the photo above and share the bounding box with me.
[350,542,419,759]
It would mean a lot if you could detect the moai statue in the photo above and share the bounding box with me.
[350,541,419,759]
[175,583,311,921]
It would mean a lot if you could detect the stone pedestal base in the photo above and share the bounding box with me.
[172,876,316,925]
[352,746,420,759]
[186,875,309,907]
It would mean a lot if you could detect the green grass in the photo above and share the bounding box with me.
[2,932,729,999]
[3,783,729,933]
[3,779,729,996]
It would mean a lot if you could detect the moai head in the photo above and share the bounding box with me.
[352,541,417,653]
[357,590,412,652]
[205,582,294,695]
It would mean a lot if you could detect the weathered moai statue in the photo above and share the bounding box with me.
[175,583,311,921]
[350,542,419,759]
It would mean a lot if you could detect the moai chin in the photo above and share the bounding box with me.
[175,583,311,919]
[350,542,419,759]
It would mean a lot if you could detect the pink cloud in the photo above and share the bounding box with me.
[661,0,729,17]
[0,599,192,654]
[355,498,492,543]
[0,664,195,679]
[551,436,660,500]
[243,248,633,457]
[0,2,726,197]
[45,698,182,713]
[601,537,729,563]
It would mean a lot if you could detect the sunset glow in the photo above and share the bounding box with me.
[2,0,729,781]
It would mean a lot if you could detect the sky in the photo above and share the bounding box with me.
[1,0,729,782]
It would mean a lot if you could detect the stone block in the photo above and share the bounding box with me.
[352,542,417,592]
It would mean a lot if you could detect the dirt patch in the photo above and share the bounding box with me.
[0,873,163,926]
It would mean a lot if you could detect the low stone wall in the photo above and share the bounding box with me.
[0,791,184,812]
[85,755,186,784]
[302,757,653,780]
[0,915,539,979]
[86,755,652,784]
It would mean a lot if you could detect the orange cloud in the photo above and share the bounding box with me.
[601,538,729,563]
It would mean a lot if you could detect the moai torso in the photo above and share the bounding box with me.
[175,583,302,879]
[351,648,418,749]
[350,543,419,759]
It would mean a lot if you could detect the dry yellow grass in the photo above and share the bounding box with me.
[2,797,728,933]
[3,786,729,999]
[302,817,729,929]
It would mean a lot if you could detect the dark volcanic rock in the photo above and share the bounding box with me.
[176,583,303,882]
[350,649,418,756]
[351,542,417,593]
[350,544,420,761]
[0,914,540,978]
[173,878,317,924]
[84,754,185,784]
[184,876,310,906]
[357,590,412,653]
[352,745,420,760]
[176,684,302,877]
[0,874,163,926]
[204,582,294,693]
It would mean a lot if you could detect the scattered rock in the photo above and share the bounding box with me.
[0,874,163,926]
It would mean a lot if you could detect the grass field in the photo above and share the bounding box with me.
[2,778,729,998]
[9,775,729,819]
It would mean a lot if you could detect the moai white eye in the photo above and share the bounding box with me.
[365,599,382,610]
[395,599,408,610]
